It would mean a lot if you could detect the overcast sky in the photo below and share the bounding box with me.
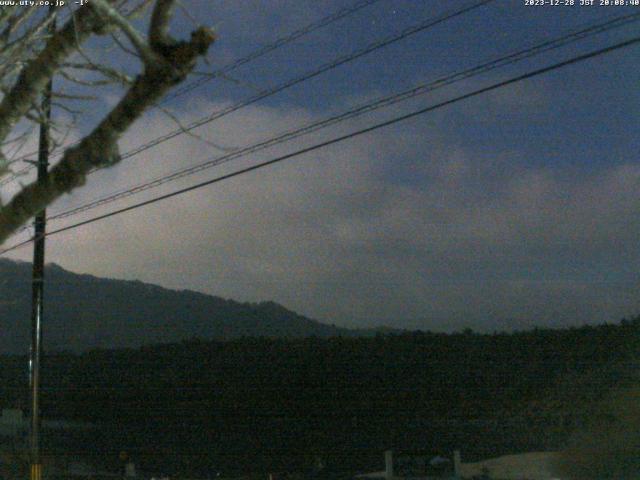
[3,0,640,331]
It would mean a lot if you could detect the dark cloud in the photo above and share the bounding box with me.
[3,1,639,332]
[5,94,638,332]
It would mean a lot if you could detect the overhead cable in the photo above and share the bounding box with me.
[46,11,640,222]
[0,0,385,184]
[1,34,636,256]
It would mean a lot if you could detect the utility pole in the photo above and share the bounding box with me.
[29,7,55,480]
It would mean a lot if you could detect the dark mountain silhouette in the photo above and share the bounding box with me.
[0,259,392,353]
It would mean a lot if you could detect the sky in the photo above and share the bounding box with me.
[2,0,640,332]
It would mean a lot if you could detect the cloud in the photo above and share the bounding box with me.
[4,89,639,333]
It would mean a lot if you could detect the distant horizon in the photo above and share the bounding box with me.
[1,258,636,339]
[0,310,636,359]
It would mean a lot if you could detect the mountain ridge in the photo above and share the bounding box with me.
[0,259,396,353]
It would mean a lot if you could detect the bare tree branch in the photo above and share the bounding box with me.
[90,0,160,65]
[0,0,215,243]
[153,103,236,153]
[149,0,176,49]
[0,6,107,170]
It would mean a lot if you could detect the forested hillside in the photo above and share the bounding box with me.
[0,259,362,353]
[1,318,637,477]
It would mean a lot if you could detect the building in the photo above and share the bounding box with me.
[458,451,562,480]
[0,409,27,438]
[355,450,564,480]
[0,408,95,439]
[355,450,458,479]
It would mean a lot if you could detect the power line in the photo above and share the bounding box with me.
[1,34,637,256]
[0,0,494,187]
[108,0,496,163]
[0,0,384,185]
[0,235,33,255]
[165,0,385,101]
[44,11,640,223]
[4,9,639,239]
